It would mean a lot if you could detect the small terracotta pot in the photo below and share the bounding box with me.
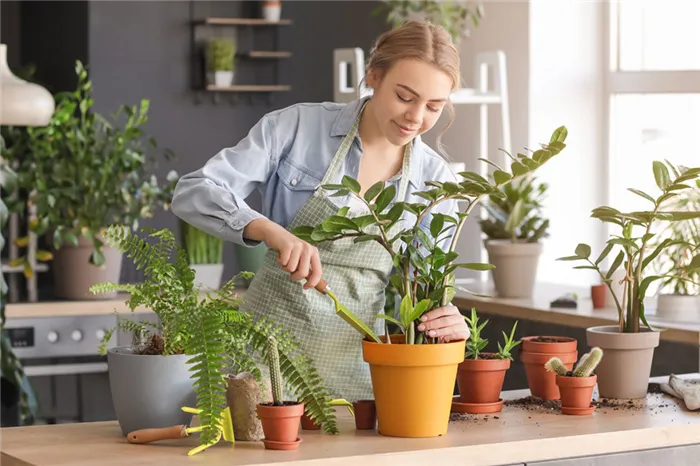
[521,350,578,400]
[256,402,304,446]
[300,412,320,430]
[456,355,510,404]
[353,400,376,430]
[556,374,597,414]
[521,336,577,354]
[591,285,607,309]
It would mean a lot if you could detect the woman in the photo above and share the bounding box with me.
[172,20,469,401]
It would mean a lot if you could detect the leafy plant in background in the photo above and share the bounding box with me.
[89,226,338,448]
[293,125,568,345]
[480,176,550,243]
[373,0,485,43]
[180,220,223,265]
[0,156,38,426]
[649,182,700,296]
[463,307,520,360]
[558,162,700,333]
[207,38,235,72]
[0,60,178,272]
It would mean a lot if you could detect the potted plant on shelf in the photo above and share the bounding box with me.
[545,347,603,415]
[206,38,235,87]
[1,61,178,300]
[480,175,549,298]
[261,1,282,22]
[558,161,700,399]
[454,308,519,414]
[90,226,339,454]
[649,184,700,321]
[180,219,224,291]
[519,335,578,400]
[292,125,568,437]
[373,0,485,44]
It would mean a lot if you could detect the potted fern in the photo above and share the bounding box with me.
[453,308,519,414]
[293,125,567,437]
[90,226,339,452]
[480,175,549,298]
[206,38,235,87]
[180,220,224,291]
[545,347,603,415]
[558,161,700,399]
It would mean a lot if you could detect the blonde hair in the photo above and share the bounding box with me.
[365,20,462,158]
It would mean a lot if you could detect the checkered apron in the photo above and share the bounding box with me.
[243,105,412,401]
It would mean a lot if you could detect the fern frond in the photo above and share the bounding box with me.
[89,282,138,297]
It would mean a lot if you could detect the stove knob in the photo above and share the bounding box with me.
[96,329,106,340]
[47,331,59,343]
[71,330,83,342]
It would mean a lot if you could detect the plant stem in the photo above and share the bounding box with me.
[440,198,479,307]
[589,259,624,328]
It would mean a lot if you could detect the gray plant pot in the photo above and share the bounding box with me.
[107,346,197,435]
[485,239,542,298]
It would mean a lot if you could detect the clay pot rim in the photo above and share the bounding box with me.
[555,374,597,388]
[458,355,511,371]
[521,350,578,364]
[352,399,375,406]
[256,402,305,418]
[362,334,466,367]
[521,335,577,344]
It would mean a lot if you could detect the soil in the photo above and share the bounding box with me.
[530,336,571,343]
[477,353,501,360]
[139,334,165,355]
[260,401,301,407]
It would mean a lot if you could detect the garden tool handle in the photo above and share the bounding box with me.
[313,278,329,294]
[127,424,187,444]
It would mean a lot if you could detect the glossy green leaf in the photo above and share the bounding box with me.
[430,215,445,238]
[627,188,655,204]
[595,242,615,265]
[606,250,625,279]
[575,243,591,259]
[342,176,361,194]
[452,262,495,271]
[322,216,358,233]
[493,170,512,185]
[337,206,350,217]
[511,161,529,176]
[364,181,384,202]
[652,161,671,190]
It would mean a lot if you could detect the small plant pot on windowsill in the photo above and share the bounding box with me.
[655,293,700,322]
[556,374,597,415]
[208,71,234,87]
[484,239,542,298]
[353,400,376,430]
[256,401,304,449]
[454,355,509,414]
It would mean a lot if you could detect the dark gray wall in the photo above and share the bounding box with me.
[2,0,386,292]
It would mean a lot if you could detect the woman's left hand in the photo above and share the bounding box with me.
[416,306,469,343]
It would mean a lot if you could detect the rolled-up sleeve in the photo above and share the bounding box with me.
[172,114,277,246]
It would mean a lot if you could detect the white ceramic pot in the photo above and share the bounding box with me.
[209,70,233,87]
[656,294,700,321]
[191,264,224,291]
[263,4,281,21]
[484,239,542,298]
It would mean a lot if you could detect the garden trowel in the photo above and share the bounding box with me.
[312,279,381,343]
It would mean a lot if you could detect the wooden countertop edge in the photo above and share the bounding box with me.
[453,296,700,346]
[1,452,33,466]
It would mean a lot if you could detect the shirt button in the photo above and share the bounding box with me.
[291,179,298,186]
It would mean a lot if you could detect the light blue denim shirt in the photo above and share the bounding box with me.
[172,97,459,247]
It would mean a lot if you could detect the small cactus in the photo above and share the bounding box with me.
[573,347,603,377]
[267,336,283,405]
[544,357,570,376]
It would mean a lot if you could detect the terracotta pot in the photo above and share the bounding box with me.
[586,325,660,399]
[362,334,465,438]
[353,400,376,430]
[300,412,320,430]
[521,350,578,400]
[456,355,510,403]
[591,285,607,309]
[521,336,577,354]
[256,402,304,447]
[556,374,597,414]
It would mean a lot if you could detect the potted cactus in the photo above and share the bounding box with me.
[559,161,700,399]
[256,336,304,450]
[480,176,549,298]
[293,126,568,437]
[180,219,224,291]
[545,347,603,415]
[454,308,520,414]
[206,38,235,87]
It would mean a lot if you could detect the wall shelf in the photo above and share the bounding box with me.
[193,18,292,26]
[206,85,291,92]
[241,50,292,59]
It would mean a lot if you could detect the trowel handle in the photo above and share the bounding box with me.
[313,278,329,294]
[127,424,187,444]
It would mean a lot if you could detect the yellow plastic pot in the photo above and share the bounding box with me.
[362,334,465,438]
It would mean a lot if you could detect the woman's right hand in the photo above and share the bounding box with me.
[245,218,322,290]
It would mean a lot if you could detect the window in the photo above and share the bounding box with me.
[606,1,700,218]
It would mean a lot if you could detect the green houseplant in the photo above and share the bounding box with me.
[180,219,224,291]
[545,347,603,415]
[1,61,178,300]
[558,161,700,398]
[292,125,567,437]
[206,38,236,87]
[480,175,549,298]
[373,0,485,44]
[453,308,519,414]
[89,226,338,453]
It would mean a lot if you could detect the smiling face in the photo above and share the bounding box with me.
[365,58,454,146]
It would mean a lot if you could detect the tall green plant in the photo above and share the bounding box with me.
[89,226,338,448]
[207,38,235,72]
[293,126,568,344]
[180,220,223,265]
[480,176,549,243]
[0,61,178,269]
[558,162,700,333]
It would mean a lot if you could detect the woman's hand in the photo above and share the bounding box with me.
[245,218,322,289]
[416,306,469,343]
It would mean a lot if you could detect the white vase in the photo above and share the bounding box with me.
[208,70,233,87]
[656,293,700,321]
[263,4,281,22]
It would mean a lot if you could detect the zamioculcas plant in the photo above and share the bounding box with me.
[293,125,568,345]
[90,226,338,453]
[546,348,603,415]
